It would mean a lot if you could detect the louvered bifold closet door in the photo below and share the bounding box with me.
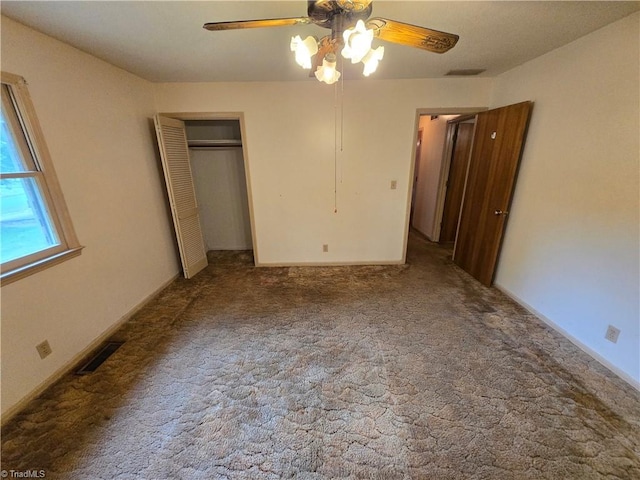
[154,115,208,278]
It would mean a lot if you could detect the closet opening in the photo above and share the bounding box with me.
[154,113,256,279]
[185,119,253,253]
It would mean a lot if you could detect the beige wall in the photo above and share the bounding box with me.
[492,13,640,385]
[154,78,493,265]
[1,17,180,416]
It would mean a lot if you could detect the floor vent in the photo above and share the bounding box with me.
[76,341,124,375]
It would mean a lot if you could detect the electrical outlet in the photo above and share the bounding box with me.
[605,325,620,343]
[390,180,397,190]
[36,340,52,359]
[323,244,329,253]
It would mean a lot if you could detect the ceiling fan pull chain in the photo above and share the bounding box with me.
[340,54,345,153]
[334,80,339,213]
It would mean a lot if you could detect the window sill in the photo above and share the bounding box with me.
[1,246,84,286]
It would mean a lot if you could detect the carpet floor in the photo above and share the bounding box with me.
[2,233,639,479]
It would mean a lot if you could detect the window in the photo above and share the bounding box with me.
[1,72,81,285]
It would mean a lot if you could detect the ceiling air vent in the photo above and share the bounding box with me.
[445,69,486,76]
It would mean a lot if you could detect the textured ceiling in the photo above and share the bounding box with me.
[2,1,639,82]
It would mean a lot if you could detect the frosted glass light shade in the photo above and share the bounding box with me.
[314,54,341,84]
[290,35,318,69]
[342,20,374,64]
[362,46,384,76]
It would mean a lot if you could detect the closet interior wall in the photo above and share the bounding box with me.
[185,120,252,251]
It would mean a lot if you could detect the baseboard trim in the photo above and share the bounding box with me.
[495,283,640,392]
[1,274,179,426]
[256,260,405,267]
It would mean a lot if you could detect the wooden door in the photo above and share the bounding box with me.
[154,115,208,279]
[453,101,532,286]
[440,122,474,243]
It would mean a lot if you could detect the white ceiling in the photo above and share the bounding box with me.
[2,1,639,82]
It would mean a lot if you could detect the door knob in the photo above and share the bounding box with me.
[494,209,508,216]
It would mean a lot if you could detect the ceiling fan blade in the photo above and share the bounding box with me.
[309,36,336,77]
[366,18,459,54]
[204,17,311,31]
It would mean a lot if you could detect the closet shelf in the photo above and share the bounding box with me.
[188,139,242,148]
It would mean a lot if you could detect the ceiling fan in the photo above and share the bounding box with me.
[203,0,459,84]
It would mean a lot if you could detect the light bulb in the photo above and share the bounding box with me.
[362,46,384,76]
[290,35,318,69]
[314,53,341,84]
[341,20,373,64]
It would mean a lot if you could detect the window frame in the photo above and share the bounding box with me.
[1,71,82,285]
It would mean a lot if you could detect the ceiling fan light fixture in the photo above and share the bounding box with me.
[361,45,384,76]
[205,1,460,85]
[291,35,318,69]
[341,19,374,63]
[315,53,341,84]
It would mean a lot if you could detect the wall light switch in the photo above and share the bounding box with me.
[322,244,329,252]
[390,180,397,190]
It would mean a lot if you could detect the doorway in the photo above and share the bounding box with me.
[185,120,253,252]
[407,102,532,286]
[409,108,482,243]
[154,112,256,279]
[410,114,462,240]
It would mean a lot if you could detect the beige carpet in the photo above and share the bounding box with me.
[2,233,639,479]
